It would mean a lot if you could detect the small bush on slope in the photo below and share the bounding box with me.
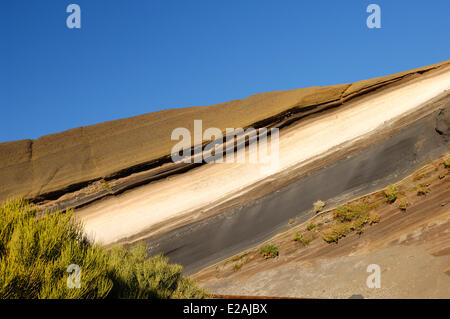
[0,199,209,299]
[313,200,325,213]
[398,199,408,211]
[107,245,208,299]
[322,202,379,243]
[444,156,450,168]
[383,184,398,203]
[259,245,279,259]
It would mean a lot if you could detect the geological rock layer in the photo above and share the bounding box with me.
[1,61,449,202]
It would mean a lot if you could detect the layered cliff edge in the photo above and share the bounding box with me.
[1,60,449,202]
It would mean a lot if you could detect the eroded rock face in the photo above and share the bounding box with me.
[1,85,346,202]
[0,61,449,202]
[436,103,450,138]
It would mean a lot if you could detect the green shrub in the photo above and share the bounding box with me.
[398,200,408,211]
[293,233,313,246]
[383,185,398,203]
[322,202,379,243]
[0,199,209,299]
[334,203,370,222]
[443,157,450,168]
[313,200,326,213]
[334,206,353,222]
[106,246,207,299]
[259,245,278,259]
[306,223,316,231]
[321,223,352,243]
[232,263,243,272]
[417,186,430,196]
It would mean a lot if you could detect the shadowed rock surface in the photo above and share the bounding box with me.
[436,105,450,138]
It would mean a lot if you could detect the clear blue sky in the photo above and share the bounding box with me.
[1,0,449,142]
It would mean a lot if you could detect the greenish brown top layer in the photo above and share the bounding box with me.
[1,60,449,201]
